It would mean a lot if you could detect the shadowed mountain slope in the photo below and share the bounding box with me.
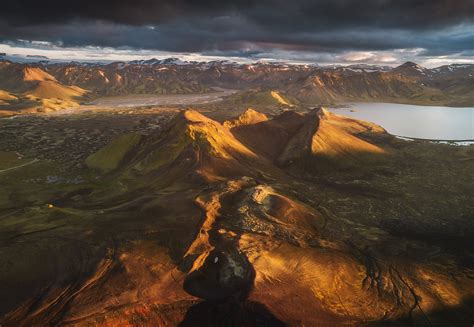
[226,108,388,170]
[88,110,282,184]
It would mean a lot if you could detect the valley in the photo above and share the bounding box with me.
[86,89,237,110]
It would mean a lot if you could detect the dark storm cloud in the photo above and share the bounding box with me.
[2,0,473,28]
[1,0,255,25]
[0,0,473,55]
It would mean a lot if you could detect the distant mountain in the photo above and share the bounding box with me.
[128,57,191,66]
[46,59,474,106]
[224,89,299,107]
[44,60,211,97]
[391,61,431,77]
[26,55,49,59]
[285,61,474,106]
[0,60,88,115]
[1,59,473,115]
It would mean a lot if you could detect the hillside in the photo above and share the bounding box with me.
[84,107,390,177]
[225,108,388,170]
[46,60,211,96]
[85,109,281,183]
[0,61,89,115]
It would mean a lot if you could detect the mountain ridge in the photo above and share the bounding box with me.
[1,59,473,116]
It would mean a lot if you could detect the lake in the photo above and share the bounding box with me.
[331,103,474,141]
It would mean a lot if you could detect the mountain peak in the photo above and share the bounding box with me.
[401,61,418,66]
[180,110,214,124]
[224,108,268,128]
[392,61,428,76]
[22,67,57,82]
[307,106,329,119]
[396,61,426,70]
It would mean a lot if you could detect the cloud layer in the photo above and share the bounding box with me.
[0,0,473,64]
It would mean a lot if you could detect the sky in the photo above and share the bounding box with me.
[0,0,473,67]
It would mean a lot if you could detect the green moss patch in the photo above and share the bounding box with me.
[86,133,142,172]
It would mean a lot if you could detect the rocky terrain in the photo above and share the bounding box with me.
[0,109,176,168]
[0,107,472,326]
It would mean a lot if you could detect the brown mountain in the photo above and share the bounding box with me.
[226,108,387,170]
[44,60,474,106]
[1,59,473,115]
[46,60,211,96]
[0,60,88,115]
[284,62,474,106]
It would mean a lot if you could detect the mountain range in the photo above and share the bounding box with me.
[1,59,473,115]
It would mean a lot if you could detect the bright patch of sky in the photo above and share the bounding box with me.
[1,42,474,68]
